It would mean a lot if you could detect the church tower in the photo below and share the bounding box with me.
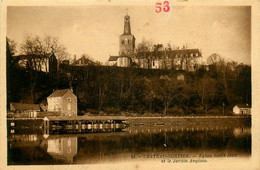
[119,14,135,56]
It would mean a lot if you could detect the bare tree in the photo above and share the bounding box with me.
[20,35,69,71]
[19,34,69,103]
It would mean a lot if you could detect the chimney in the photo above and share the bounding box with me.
[73,55,76,63]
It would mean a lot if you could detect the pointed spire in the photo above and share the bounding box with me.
[123,9,131,35]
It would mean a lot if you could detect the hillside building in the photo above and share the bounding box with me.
[47,89,77,116]
[16,53,57,74]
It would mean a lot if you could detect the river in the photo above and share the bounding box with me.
[8,121,251,165]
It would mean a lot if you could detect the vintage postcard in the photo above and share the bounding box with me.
[1,0,260,169]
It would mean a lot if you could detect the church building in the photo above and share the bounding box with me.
[108,13,202,71]
[108,13,135,67]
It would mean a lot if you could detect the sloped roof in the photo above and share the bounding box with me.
[10,102,40,111]
[174,49,201,54]
[236,104,251,108]
[137,49,201,57]
[166,49,201,55]
[48,89,73,98]
[73,55,95,65]
[108,56,119,61]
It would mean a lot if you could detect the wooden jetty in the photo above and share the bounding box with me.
[43,116,128,134]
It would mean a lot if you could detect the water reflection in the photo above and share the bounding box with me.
[8,125,251,165]
[46,137,77,163]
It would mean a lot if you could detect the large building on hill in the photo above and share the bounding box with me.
[15,53,58,74]
[107,13,202,71]
[137,48,202,71]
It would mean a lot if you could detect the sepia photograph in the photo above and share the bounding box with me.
[1,0,260,169]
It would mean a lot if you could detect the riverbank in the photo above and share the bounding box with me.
[7,115,251,130]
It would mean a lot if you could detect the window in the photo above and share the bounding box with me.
[120,58,123,66]
[125,38,128,44]
[67,98,72,103]
[122,40,124,44]
[128,39,130,44]
[67,103,71,111]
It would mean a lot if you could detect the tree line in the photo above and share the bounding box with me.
[7,35,251,116]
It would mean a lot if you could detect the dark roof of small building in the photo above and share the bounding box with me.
[174,49,201,53]
[62,60,70,64]
[10,102,40,111]
[108,56,119,61]
[48,89,73,98]
[235,104,251,108]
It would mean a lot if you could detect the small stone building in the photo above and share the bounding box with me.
[233,104,251,115]
[47,89,77,116]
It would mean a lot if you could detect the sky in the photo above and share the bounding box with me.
[7,6,251,64]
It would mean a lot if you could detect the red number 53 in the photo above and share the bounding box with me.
[155,1,170,13]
